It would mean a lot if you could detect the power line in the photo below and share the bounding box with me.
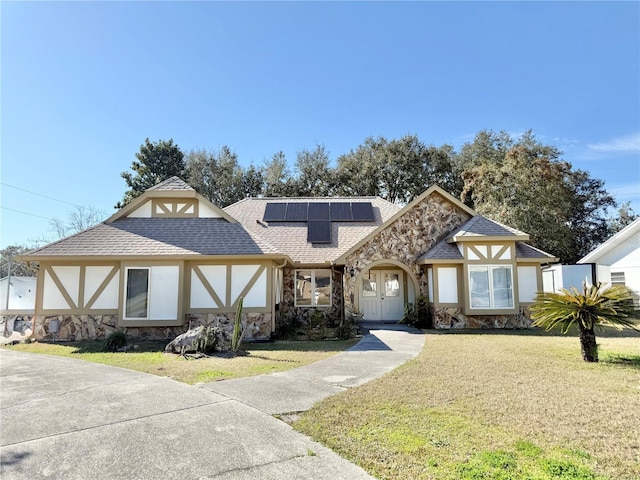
[1,207,53,221]
[1,182,83,208]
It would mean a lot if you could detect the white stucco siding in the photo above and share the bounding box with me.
[52,266,80,305]
[90,273,119,310]
[43,270,73,309]
[517,266,538,303]
[437,267,458,303]
[242,268,267,308]
[149,266,179,320]
[127,200,153,218]
[199,201,223,218]
[427,268,434,302]
[190,269,218,308]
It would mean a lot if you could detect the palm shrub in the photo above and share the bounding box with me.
[530,282,638,362]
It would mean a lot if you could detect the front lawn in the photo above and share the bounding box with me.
[294,330,640,480]
[3,338,358,384]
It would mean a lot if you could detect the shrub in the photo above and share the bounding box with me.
[103,331,128,352]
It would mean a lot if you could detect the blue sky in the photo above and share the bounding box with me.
[2,1,639,249]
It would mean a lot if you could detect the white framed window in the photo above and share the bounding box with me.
[124,267,150,319]
[469,265,514,309]
[611,272,626,286]
[123,265,180,321]
[295,269,331,307]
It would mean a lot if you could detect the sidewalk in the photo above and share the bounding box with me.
[201,323,425,415]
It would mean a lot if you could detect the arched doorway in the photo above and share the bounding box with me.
[356,261,418,322]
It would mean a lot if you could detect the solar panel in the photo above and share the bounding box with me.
[351,202,375,221]
[285,202,308,221]
[330,202,352,221]
[307,221,332,244]
[263,203,287,222]
[308,202,330,220]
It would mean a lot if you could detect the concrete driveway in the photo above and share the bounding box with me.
[1,325,424,479]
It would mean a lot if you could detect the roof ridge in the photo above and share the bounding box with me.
[147,176,194,191]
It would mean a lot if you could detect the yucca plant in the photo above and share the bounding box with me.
[530,282,638,362]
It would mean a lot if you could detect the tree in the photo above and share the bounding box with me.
[30,206,107,246]
[48,206,107,239]
[0,245,36,278]
[608,202,639,235]
[185,146,244,207]
[459,130,615,263]
[262,151,294,197]
[118,138,185,207]
[531,283,637,362]
[292,145,334,196]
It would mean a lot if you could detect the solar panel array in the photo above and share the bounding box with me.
[263,201,376,244]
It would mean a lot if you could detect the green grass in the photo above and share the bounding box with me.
[294,329,640,480]
[3,338,359,384]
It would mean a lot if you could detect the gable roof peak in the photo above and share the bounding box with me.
[147,176,194,192]
[447,215,530,242]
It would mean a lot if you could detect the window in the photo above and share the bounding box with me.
[611,272,625,286]
[469,265,513,309]
[295,270,331,307]
[122,265,180,322]
[125,268,149,319]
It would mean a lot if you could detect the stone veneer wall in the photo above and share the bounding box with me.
[278,268,343,330]
[344,192,472,308]
[434,306,533,329]
[29,312,272,342]
[1,315,35,344]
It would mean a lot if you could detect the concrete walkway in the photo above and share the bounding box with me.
[0,324,424,479]
[201,323,425,415]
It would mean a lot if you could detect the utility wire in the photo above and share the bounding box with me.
[1,206,54,221]
[1,182,83,208]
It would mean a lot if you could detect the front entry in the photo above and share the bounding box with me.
[360,270,404,321]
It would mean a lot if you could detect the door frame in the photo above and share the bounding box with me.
[354,260,419,322]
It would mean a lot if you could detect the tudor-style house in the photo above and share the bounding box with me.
[14,177,557,341]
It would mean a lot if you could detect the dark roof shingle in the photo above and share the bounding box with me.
[23,218,278,257]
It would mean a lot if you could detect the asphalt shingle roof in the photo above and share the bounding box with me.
[449,215,528,238]
[224,197,402,264]
[418,215,556,262]
[147,176,195,191]
[23,218,278,257]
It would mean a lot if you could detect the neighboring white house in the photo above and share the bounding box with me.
[578,217,640,307]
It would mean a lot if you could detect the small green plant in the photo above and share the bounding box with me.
[102,330,128,352]
[231,297,247,352]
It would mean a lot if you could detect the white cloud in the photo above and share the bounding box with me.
[586,133,640,154]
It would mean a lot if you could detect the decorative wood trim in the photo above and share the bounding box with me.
[45,266,77,310]
[192,266,225,308]
[232,265,267,307]
[468,245,486,260]
[84,266,119,310]
[225,266,232,307]
[493,244,510,260]
[78,266,86,310]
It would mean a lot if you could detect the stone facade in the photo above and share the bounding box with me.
[185,312,272,340]
[433,306,533,329]
[278,268,343,332]
[344,192,472,307]
[28,312,272,342]
[1,315,35,344]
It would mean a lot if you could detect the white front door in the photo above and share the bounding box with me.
[360,270,404,321]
